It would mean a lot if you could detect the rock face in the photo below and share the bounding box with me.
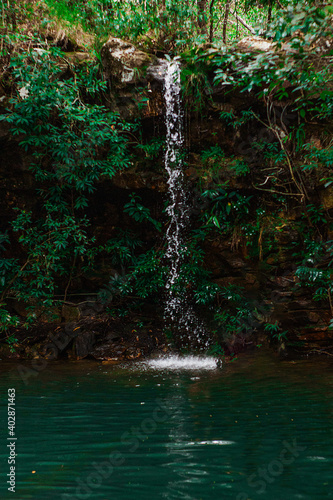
[101,37,167,85]
[100,37,167,119]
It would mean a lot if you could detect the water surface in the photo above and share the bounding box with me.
[1,350,333,499]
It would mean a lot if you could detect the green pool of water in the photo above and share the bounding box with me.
[1,350,333,500]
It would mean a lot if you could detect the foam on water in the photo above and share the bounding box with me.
[144,355,218,370]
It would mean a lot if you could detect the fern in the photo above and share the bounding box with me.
[296,266,324,283]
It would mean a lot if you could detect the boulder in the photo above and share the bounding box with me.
[237,36,275,53]
[74,331,96,360]
[237,36,297,55]
[101,37,166,85]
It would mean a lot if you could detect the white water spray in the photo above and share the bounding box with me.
[145,355,217,371]
[164,59,188,326]
[164,59,208,348]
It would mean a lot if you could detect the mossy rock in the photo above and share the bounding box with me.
[101,37,165,86]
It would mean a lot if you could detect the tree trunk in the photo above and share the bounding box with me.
[197,0,208,35]
[223,0,231,44]
[209,0,216,42]
[267,0,272,25]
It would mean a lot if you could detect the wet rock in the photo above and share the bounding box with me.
[101,359,122,365]
[146,59,168,84]
[91,341,126,361]
[50,327,77,350]
[36,327,77,360]
[125,346,142,359]
[74,331,96,360]
[39,342,60,360]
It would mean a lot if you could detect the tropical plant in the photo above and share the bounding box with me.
[0,44,131,324]
[124,194,162,232]
[264,321,288,341]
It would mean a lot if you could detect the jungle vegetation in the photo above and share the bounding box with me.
[0,0,332,353]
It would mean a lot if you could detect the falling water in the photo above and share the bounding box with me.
[164,59,208,348]
[164,59,187,325]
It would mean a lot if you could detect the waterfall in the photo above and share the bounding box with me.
[164,59,208,349]
[164,58,188,330]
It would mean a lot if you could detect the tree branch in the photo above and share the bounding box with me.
[231,11,256,35]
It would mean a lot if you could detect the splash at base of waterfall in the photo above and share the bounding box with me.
[144,355,218,370]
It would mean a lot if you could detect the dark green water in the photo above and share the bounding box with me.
[1,350,333,500]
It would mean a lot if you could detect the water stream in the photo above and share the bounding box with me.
[164,59,207,348]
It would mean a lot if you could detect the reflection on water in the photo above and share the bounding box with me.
[0,350,333,499]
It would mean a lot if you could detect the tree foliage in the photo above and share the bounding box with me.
[0,0,332,352]
[0,45,131,325]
